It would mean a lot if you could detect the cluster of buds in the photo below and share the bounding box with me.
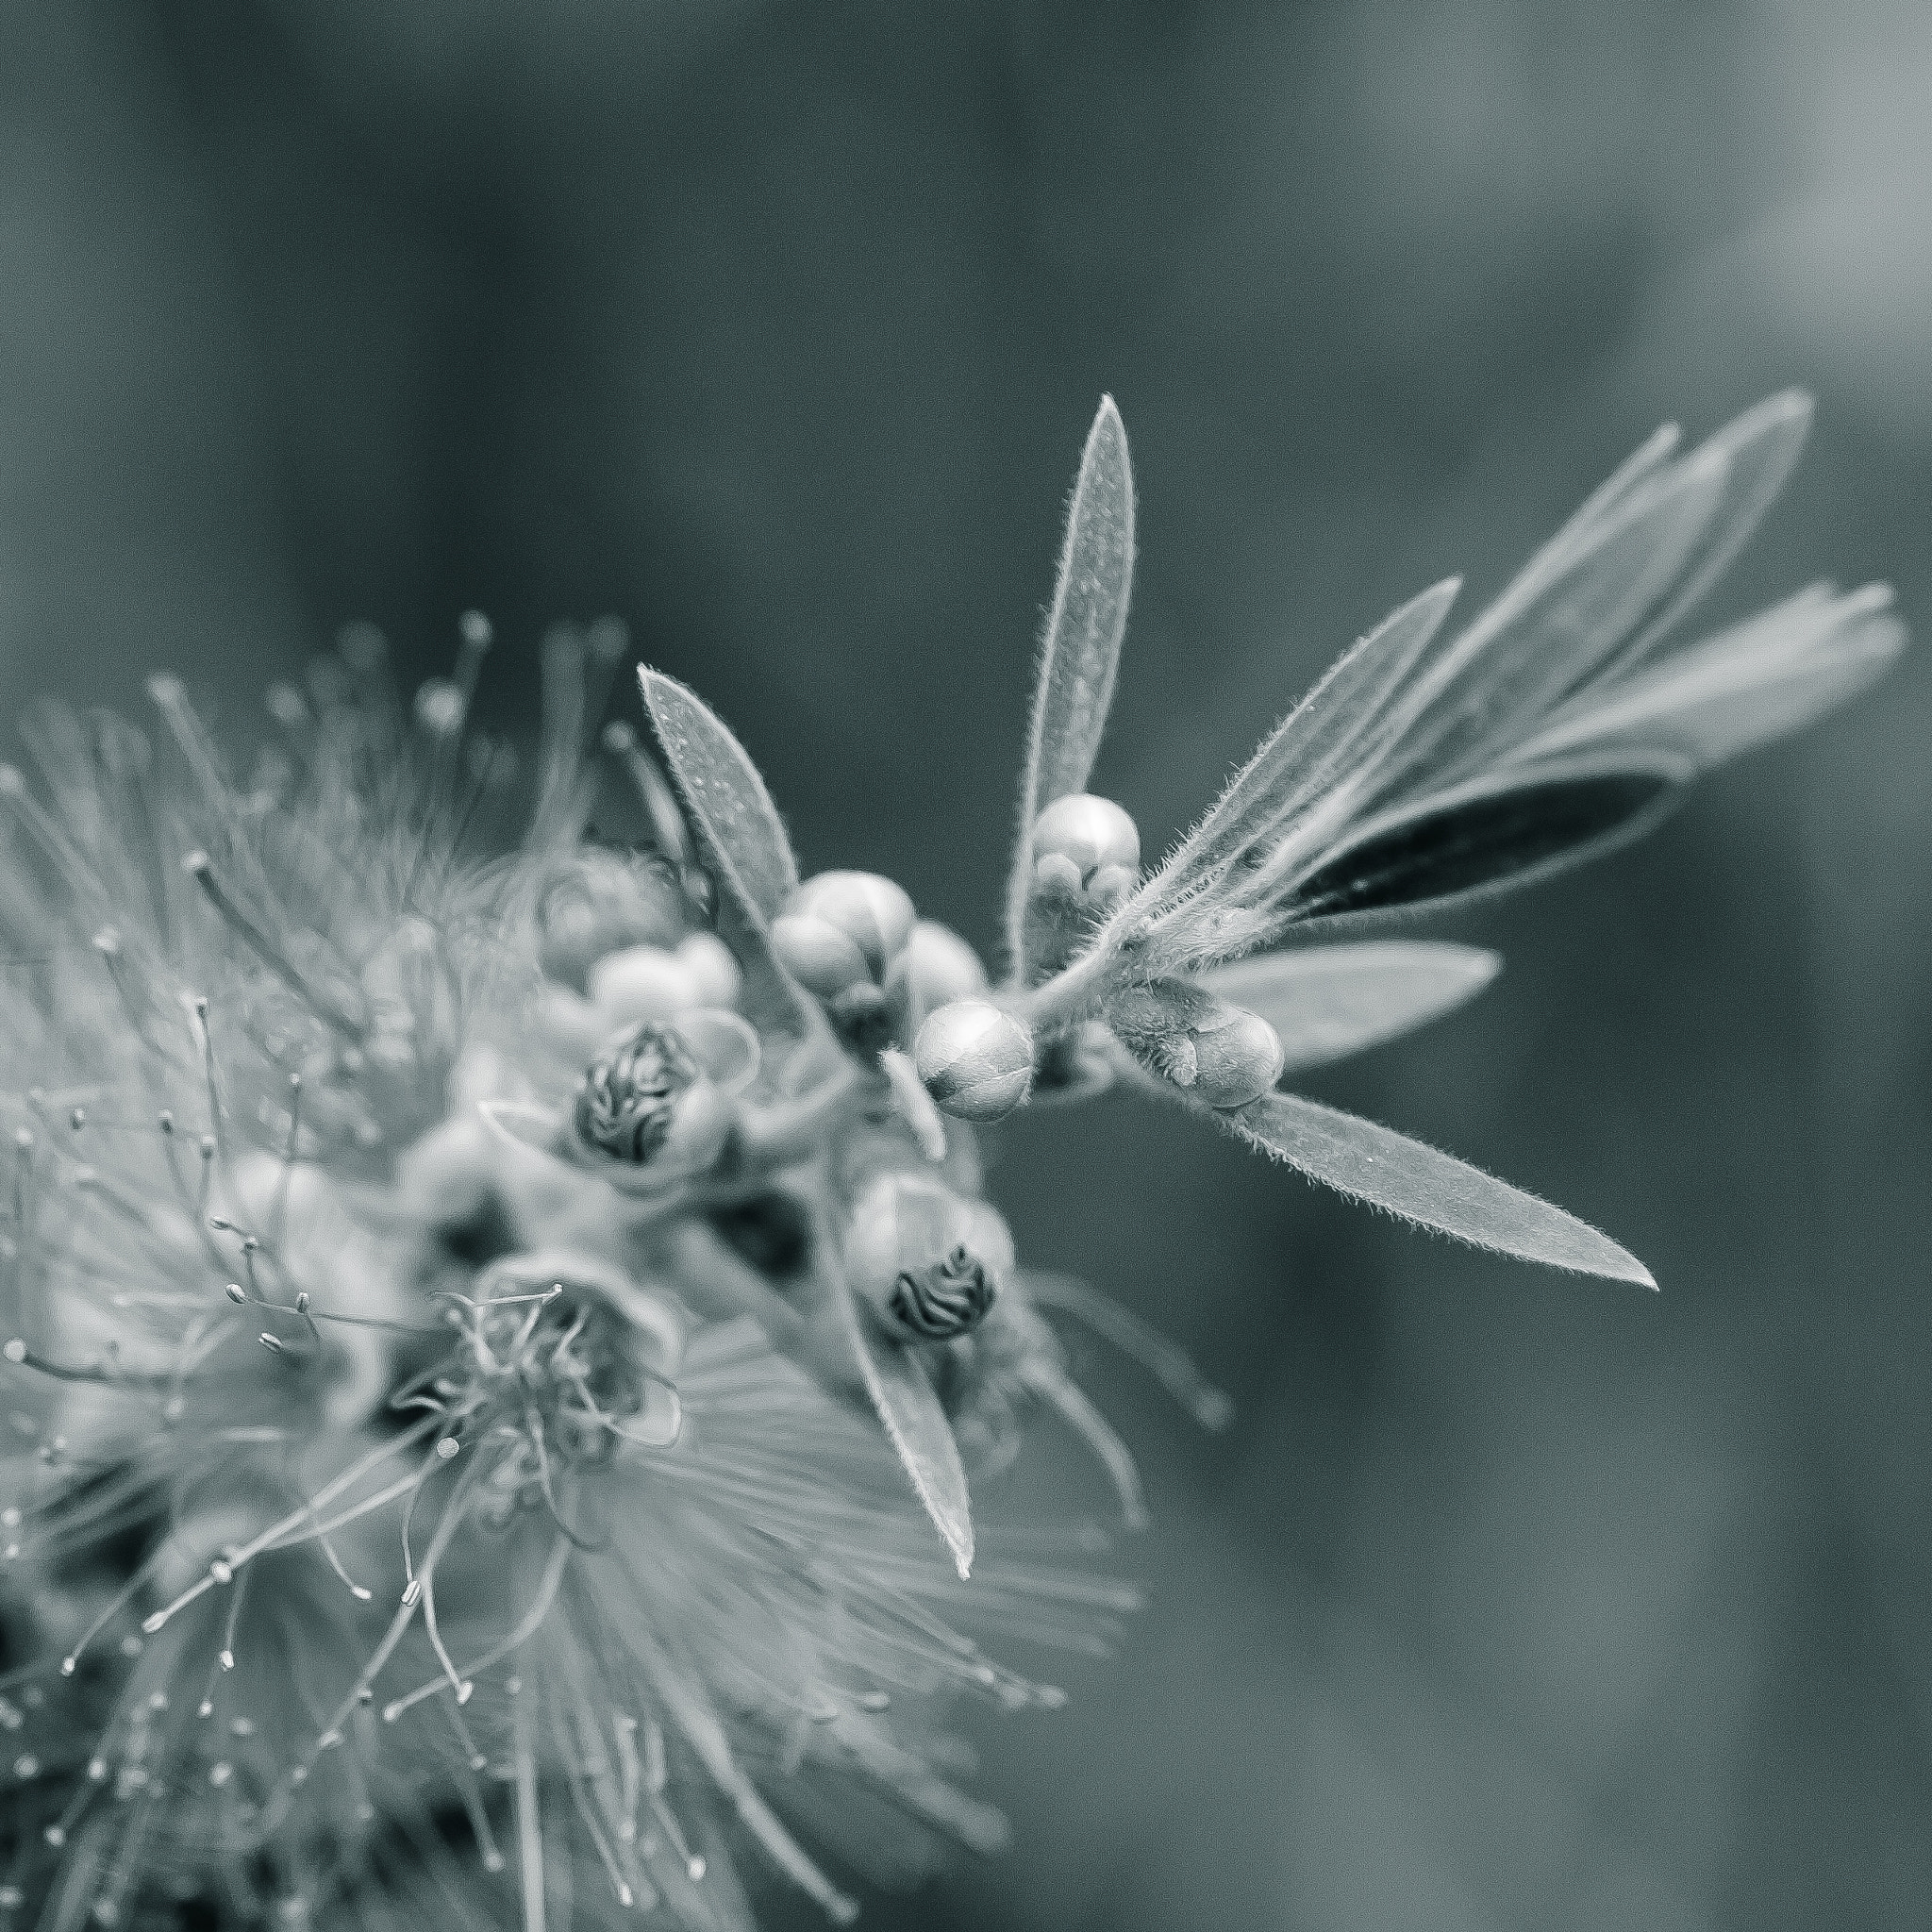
[906,783,1285,1124]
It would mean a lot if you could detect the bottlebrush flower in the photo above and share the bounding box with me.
[0,385,1901,1932]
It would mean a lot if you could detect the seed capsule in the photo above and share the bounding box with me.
[913,1001,1034,1123]
[573,1023,732,1174]
[1031,794,1140,884]
[1189,1006,1284,1109]
[845,1173,1004,1342]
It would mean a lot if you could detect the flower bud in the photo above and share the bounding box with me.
[787,872,915,981]
[827,980,895,1054]
[675,931,742,1009]
[1031,794,1140,884]
[905,920,989,1011]
[588,944,702,1028]
[844,1173,1001,1342]
[771,912,872,1000]
[572,1022,732,1175]
[1190,1006,1284,1109]
[913,1000,1034,1123]
[1028,851,1086,903]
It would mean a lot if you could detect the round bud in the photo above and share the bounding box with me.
[844,1173,1001,1343]
[1031,794,1140,884]
[676,931,742,1009]
[787,872,916,981]
[905,920,990,1010]
[771,912,872,1000]
[913,1001,1034,1123]
[1191,1007,1285,1109]
[1028,851,1086,903]
[573,1023,732,1175]
[588,945,701,1027]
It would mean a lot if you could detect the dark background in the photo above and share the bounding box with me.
[5,5,1930,1927]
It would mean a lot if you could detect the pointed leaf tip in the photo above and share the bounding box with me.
[1006,395,1138,973]
[1225,1091,1655,1287]
[837,1284,974,1577]
[637,667,798,922]
[638,665,818,1044]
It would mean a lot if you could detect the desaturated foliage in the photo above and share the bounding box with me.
[0,396,1897,1928]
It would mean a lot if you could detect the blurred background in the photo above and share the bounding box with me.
[4,3,1930,1927]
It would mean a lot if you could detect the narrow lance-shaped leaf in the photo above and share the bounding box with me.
[1539,420,1682,559]
[1364,451,1730,801]
[1504,582,1904,774]
[639,667,798,918]
[1006,397,1136,970]
[1204,941,1500,1073]
[1223,1091,1655,1286]
[639,667,815,1043]
[1250,754,1688,929]
[835,1272,975,1578]
[1138,578,1461,920]
[1594,389,1813,683]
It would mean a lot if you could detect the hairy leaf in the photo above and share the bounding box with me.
[1224,1091,1655,1285]
[639,668,797,919]
[1007,397,1136,968]
[1143,578,1460,916]
[640,667,815,1042]
[1261,757,1687,925]
[1506,582,1903,772]
[1378,395,1812,797]
[1593,389,1812,682]
[1366,453,1729,798]
[1204,941,1500,1072]
[837,1280,975,1578]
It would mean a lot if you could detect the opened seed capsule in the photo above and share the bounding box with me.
[573,1023,733,1174]
[913,1000,1034,1123]
[844,1173,1002,1342]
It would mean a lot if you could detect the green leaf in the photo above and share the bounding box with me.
[638,668,797,920]
[1224,1091,1654,1285]
[639,667,815,1043]
[837,1280,975,1577]
[1141,578,1460,919]
[1505,582,1904,773]
[1204,941,1499,1072]
[1257,756,1688,926]
[1006,397,1136,971]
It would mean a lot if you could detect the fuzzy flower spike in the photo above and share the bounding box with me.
[913,392,1902,1284]
[0,397,1899,1932]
